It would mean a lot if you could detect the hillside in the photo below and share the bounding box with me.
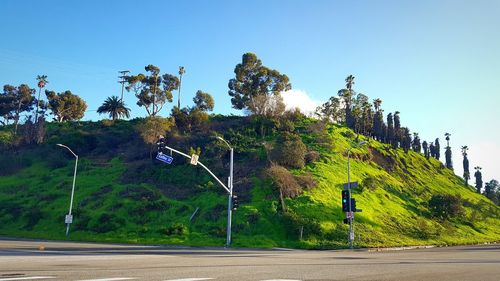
[0,116,499,249]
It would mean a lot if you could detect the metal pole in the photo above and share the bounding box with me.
[66,155,78,237]
[226,147,234,247]
[347,149,353,249]
[57,144,78,237]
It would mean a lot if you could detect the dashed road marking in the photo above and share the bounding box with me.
[261,279,302,281]
[77,278,137,281]
[163,278,214,281]
[0,277,56,281]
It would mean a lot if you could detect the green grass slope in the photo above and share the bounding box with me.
[0,117,499,248]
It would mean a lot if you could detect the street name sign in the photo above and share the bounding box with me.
[343,181,358,190]
[156,153,174,164]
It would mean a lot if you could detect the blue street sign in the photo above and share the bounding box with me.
[156,153,173,164]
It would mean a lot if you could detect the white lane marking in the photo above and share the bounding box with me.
[164,279,214,281]
[0,277,56,281]
[77,278,137,281]
[261,279,302,281]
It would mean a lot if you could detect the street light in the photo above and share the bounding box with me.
[217,136,234,247]
[347,140,367,249]
[56,143,78,237]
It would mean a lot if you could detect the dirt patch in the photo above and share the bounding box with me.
[369,147,395,172]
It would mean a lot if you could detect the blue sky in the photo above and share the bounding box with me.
[1,0,499,182]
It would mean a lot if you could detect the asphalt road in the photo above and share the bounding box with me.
[0,239,499,281]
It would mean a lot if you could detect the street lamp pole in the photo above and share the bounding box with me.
[57,144,78,237]
[347,140,366,249]
[217,136,234,247]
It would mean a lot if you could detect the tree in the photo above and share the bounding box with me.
[372,98,384,141]
[125,65,178,117]
[177,66,185,108]
[423,141,430,159]
[474,166,483,194]
[386,113,396,147]
[45,90,87,122]
[429,142,436,158]
[444,133,453,170]
[434,138,441,160]
[228,53,291,116]
[193,90,214,112]
[484,180,499,204]
[135,116,173,159]
[394,111,401,147]
[412,132,421,153]
[97,96,131,121]
[461,146,470,186]
[0,84,36,134]
[400,127,412,153]
[338,75,356,129]
[273,132,307,169]
[34,75,48,124]
[315,96,343,123]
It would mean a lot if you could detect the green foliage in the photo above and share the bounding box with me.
[0,118,499,250]
[273,132,307,169]
[45,90,87,122]
[97,96,131,120]
[228,53,291,116]
[428,194,464,220]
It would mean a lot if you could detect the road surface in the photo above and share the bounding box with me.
[0,239,498,281]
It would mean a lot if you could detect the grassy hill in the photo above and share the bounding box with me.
[0,116,499,249]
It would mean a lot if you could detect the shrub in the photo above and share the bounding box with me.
[428,194,464,220]
[305,150,320,164]
[273,132,307,169]
[267,164,302,199]
[295,173,317,190]
[161,223,187,236]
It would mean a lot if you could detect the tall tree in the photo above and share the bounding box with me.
[394,111,401,147]
[372,98,383,141]
[386,113,396,147]
[45,90,87,122]
[97,96,131,121]
[430,142,436,158]
[461,146,470,186]
[423,141,430,159]
[228,53,291,116]
[474,166,483,194]
[401,127,412,153]
[434,138,441,160]
[338,75,356,129]
[126,65,178,117]
[444,133,453,170]
[412,132,421,153]
[177,66,185,109]
[34,75,48,124]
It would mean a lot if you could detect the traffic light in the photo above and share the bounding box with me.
[231,194,239,210]
[342,190,349,212]
[351,198,357,212]
[157,136,165,153]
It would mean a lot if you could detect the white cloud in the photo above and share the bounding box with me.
[281,89,320,116]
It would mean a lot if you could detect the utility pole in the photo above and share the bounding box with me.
[56,144,78,237]
[118,70,130,102]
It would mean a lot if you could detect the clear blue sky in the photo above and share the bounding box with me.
[1,0,499,182]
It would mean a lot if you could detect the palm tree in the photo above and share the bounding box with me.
[97,96,131,121]
[178,66,185,108]
[345,75,355,91]
[445,132,451,147]
[35,75,48,123]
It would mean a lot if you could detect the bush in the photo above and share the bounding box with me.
[305,150,320,164]
[428,194,464,220]
[295,173,317,190]
[161,223,187,236]
[273,132,307,169]
[267,164,302,199]
[0,130,14,146]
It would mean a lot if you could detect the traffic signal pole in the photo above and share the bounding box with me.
[347,150,354,249]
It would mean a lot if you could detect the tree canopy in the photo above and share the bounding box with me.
[45,90,87,122]
[228,53,291,117]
